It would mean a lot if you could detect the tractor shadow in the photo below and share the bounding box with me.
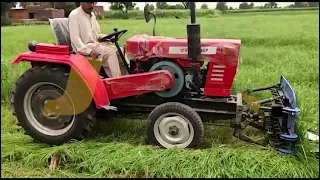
[87,113,149,146]
[87,112,265,149]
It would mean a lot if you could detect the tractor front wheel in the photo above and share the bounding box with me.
[147,102,204,149]
[11,65,96,145]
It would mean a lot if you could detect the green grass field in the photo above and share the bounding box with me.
[1,10,319,178]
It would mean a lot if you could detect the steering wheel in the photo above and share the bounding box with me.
[99,29,127,43]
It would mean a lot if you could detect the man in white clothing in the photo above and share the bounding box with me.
[68,2,123,78]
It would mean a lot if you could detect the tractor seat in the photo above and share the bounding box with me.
[48,18,74,53]
[47,18,122,79]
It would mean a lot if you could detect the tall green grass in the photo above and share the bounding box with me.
[1,11,319,178]
[1,105,319,178]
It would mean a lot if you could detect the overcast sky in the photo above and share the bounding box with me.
[97,2,295,10]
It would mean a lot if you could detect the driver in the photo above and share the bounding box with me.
[68,2,126,78]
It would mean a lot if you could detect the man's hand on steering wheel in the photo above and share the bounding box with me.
[98,37,113,43]
[99,29,127,43]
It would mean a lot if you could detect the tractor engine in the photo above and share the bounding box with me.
[125,35,241,98]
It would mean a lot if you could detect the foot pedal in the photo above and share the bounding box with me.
[102,105,117,111]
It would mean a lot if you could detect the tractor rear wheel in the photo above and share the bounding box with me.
[11,64,96,145]
[147,102,204,149]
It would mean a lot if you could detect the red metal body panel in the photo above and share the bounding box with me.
[11,51,109,109]
[125,35,241,97]
[35,43,69,55]
[11,44,174,109]
[204,62,237,97]
[103,70,173,100]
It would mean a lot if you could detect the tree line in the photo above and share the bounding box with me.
[1,2,319,19]
[216,2,319,12]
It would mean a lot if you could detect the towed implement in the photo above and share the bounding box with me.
[10,3,300,154]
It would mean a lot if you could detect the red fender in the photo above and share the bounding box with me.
[11,51,109,110]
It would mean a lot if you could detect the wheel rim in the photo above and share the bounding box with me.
[23,82,75,136]
[153,112,194,148]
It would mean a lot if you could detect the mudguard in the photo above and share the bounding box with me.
[11,51,109,110]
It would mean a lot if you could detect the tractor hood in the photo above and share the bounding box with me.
[125,34,241,66]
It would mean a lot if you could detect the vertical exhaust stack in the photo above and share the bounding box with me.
[187,2,202,94]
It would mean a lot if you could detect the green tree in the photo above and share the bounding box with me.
[201,3,209,9]
[156,2,169,9]
[109,2,136,14]
[1,2,17,25]
[167,3,185,9]
[239,2,254,9]
[263,2,277,8]
[216,2,228,12]
[307,2,319,7]
[149,4,155,10]
[249,2,254,8]
[53,2,77,17]
[293,2,309,7]
[269,2,278,8]
[1,2,17,17]
[75,2,80,7]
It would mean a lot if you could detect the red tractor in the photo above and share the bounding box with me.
[10,3,300,154]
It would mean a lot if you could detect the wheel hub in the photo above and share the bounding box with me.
[169,126,179,136]
[157,115,192,146]
[30,87,73,130]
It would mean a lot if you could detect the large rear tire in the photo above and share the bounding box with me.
[11,64,96,145]
[147,102,204,149]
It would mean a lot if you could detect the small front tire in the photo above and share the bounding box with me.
[147,102,204,149]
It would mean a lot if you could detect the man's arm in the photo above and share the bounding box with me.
[94,16,106,40]
[68,13,92,55]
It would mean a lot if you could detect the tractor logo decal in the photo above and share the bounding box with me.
[168,46,217,55]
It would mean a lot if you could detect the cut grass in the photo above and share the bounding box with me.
[1,11,319,178]
[1,106,319,178]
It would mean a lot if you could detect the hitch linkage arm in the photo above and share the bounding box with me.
[256,95,283,105]
[243,84,279,94]
[233,128,267,146]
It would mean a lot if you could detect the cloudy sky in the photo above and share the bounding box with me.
[97,2,295,10]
